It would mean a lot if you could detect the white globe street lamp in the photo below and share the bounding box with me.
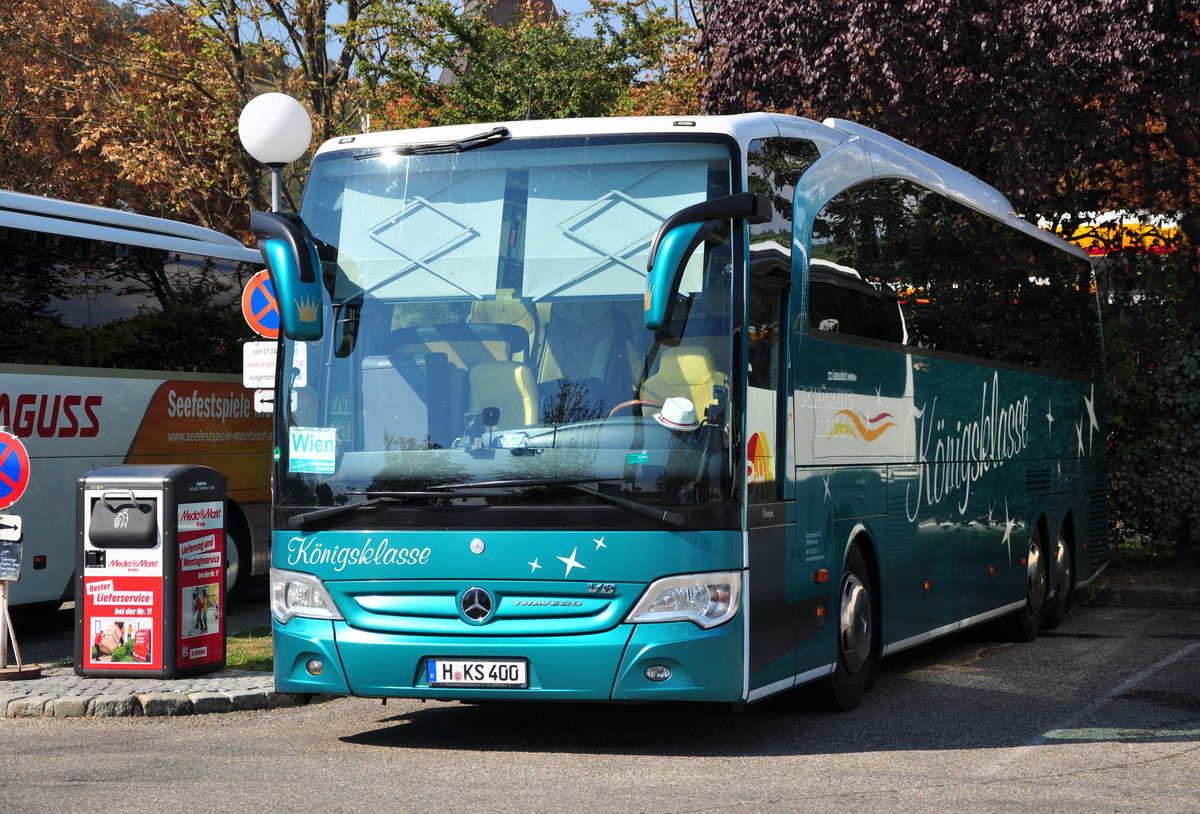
[237,93,313,213]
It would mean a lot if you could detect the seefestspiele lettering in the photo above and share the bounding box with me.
[286,536,432,573]
[165,389,253,424]
[906,371,1030,521]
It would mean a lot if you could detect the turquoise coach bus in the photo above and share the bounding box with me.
[256,113,1106,709]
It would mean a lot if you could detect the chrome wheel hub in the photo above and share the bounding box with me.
[1026,540,1046,614]
[839,572,872,673]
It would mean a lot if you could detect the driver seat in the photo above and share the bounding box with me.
[639,345,725,419]
[468,360,538,428]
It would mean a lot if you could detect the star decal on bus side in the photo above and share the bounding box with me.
[1083,385,1099,454]
[557,547,585,577]
[1046,398,1054,436]
[594,536,606,550]
[1001,499,1016,562]
[823,473,832,503]
[528,557,542,573]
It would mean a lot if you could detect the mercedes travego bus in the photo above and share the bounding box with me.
[255,114,1107,709]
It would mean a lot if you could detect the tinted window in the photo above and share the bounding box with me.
[747,137,821,276]
[810,180,1101,377]
[0,226,254,371]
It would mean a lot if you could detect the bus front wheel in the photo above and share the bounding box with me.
[819,545,879,712]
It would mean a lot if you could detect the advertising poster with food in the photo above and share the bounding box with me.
[177,501,224,668]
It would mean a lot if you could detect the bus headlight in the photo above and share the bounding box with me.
[624,571,742,629]
[270,567,344,624]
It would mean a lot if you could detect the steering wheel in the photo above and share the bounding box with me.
[607,399,664,417]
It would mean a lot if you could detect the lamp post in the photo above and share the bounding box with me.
[237,93,313,213]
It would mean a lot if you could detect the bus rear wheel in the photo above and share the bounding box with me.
[223,506,252,605]
[1042,528,1073,629]
[818,545,879,712]
[1003,529,1048,642]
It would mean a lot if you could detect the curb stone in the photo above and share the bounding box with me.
[1084,586,1200,609]
[227,689,269,711]
[10,696,48,718]
[2,678,311,718]
[138,692,192,716]
[91,694,142,717]
[188,691,232,715]
[50,696,94,718]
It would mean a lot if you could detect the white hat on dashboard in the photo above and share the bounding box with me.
[653,397,700,432]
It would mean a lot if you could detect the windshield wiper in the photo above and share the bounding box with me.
[396,127,511,156]
[430,477,687,528]
[287,491,465,528]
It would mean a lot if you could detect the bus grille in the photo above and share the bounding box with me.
[328,581,636,637]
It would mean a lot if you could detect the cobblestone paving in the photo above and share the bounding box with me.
[0,665,306,718]
[0,599,317,718]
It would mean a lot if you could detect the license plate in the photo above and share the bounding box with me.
[426,658,528,688]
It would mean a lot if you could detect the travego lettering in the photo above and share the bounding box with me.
[0,392,101,438]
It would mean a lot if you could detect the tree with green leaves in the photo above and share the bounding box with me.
[353,0,703,129]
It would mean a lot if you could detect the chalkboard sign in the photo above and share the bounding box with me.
[0,538,20,581]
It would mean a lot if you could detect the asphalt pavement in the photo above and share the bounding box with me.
[1,567,1197,718]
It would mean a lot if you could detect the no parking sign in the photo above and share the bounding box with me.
[0,430,29,511]
[241,269,280,339]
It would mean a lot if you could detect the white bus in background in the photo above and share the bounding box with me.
[0,190,270,608]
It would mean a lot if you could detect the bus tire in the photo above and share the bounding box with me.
[819,545,879,712]
[224,504,253,605]
[1003,527,1048,642]
[1042,527,1073,629]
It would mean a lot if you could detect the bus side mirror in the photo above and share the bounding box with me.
[644,192,772,332]
[251,210,325,341]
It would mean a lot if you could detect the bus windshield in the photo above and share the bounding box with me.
[279,135,737,524]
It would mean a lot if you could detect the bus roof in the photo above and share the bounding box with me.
[314,113,1089,262]
[312,112,826,156]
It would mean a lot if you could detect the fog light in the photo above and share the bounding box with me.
[644,664,672,682]
[306,659,324,676]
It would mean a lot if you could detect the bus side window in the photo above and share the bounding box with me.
[809,281,840,333]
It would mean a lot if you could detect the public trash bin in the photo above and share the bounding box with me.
[75,465,227,678]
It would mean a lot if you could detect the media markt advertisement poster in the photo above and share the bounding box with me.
[177,500,224,669]
[83,549,164,671]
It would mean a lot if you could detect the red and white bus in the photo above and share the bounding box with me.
[0,190,270,608]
